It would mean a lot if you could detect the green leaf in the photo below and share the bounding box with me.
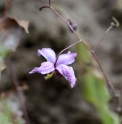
[76,41,90,65]
[0,94,25,124]
[0,46,10,58]
[81,71,118,124]
[76,43,120,124]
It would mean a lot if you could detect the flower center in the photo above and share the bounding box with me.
[55,70,62,77]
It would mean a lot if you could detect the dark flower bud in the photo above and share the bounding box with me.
[67,19,77,33]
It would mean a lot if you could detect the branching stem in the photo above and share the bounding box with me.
[40,6,81,40]
[39,4,117,97]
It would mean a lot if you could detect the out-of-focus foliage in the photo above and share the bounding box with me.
[0,15,29,77]
[0,16,29,58]
[0,2,29,123]
[0,57,6,80]
[76,41,120,124]
[0,16,29,123]
[0,93,25,124]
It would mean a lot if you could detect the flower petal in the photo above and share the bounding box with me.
[29,62,55,74]
[56,51,77,66]
[56,64,76,88]
[37,48,56,63]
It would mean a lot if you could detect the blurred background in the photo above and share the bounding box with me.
[0,0,122,124]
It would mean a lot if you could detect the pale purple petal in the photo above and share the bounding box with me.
[29,62,55,74]
[56,64,76,88]
[56,52,77,66]
[37,48,56,63]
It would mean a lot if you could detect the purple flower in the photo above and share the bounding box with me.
[29,48,77,88]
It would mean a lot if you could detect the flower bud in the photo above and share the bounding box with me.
[68,19,77,33]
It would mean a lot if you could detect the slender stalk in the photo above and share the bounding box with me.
[91,52,116,96]
[7,56,30,124]
[54,40,81,67]
[39,6,81,40]
[39,4,117,97]
[49,0,51,6]
[93,25,113,52]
